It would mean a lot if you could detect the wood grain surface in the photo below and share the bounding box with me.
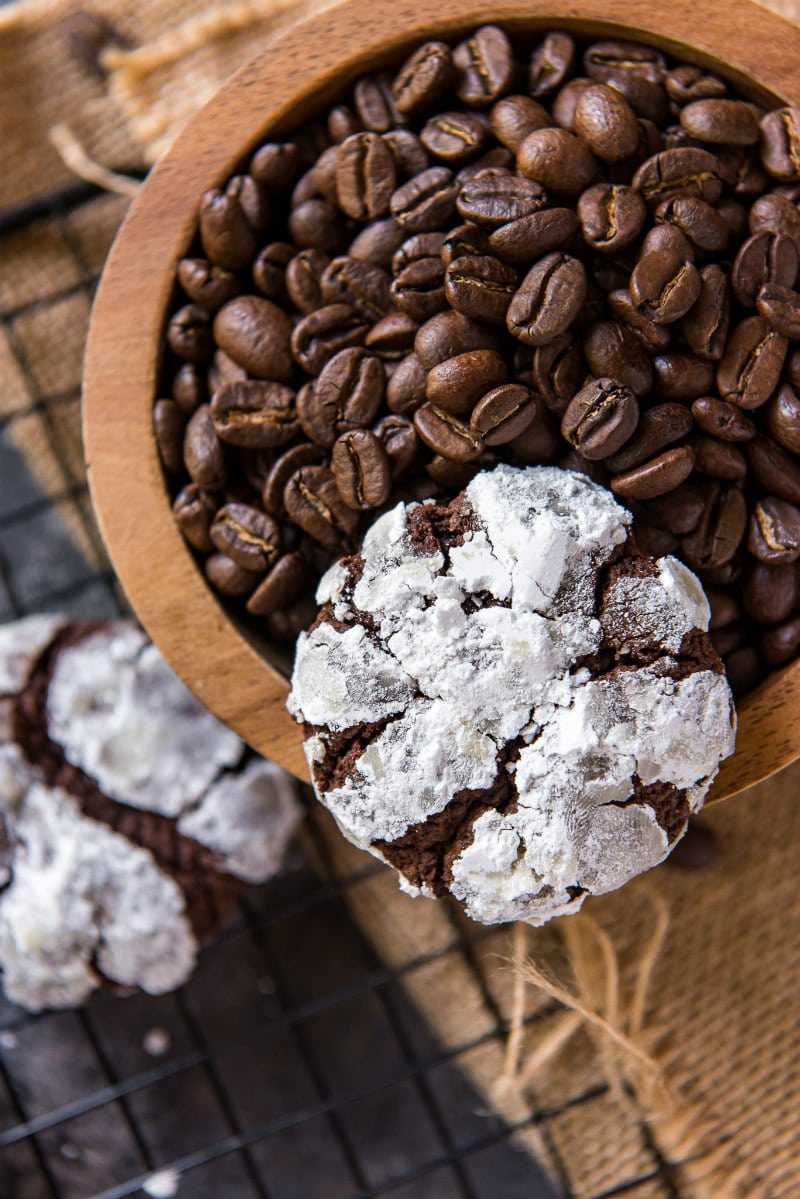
[84,0,800,791]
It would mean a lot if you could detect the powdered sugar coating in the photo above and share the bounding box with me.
[289,465,736,927]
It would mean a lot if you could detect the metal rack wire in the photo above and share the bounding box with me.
[0,181,677,1199]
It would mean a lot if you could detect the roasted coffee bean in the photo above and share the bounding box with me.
[213,296,294,382]
[761,615,800,665]
[611,446,695,499]
[531,335,587,413]
[517,128,598,196]
[691,396,755,442]
[506,405,562,463]
[606,289,671,352]
[456,169,548,228]
[666,65,727,106]
[392,232,447,273]
[716,196,749,240]
[209,349,247,394]
[153,399,185,473]
[529,31,575,97]
[183,405,227,489]
[199,185,259,272]
[655,195,729,253]
[578,183,646,254]
[288,199,349,254]
[336,132,397,221]
[209,503,280,572]
[742,559,799,623]
[457,147,515,182]
[631,523,678,557]
[251,243,294,302]
[249,141,301,191]
[246,551,307,615]
[488,207,579,264]
[490,96,551,152]
[264,595,320,645]
[390,256,446,320]
[692,436,747,480]
[640,482,706,534]
[584,39,664,86]
[390,167,460,232]
[313,145,342,204]
[365,312,420,358]
[682,265,730,360]
[630,249,701,323]
[387,352,428,414]
[749,192,800,248]
[167,304,212,363]
[284,465,360,552]
[372,414,419,477]
[732,233,798,308]
[561,376,639,460]
[444,255,519,323]
[716,316,787,408]
[178,259,240,312]
[321,256,393,322]
[582,320,652,395]
[507,252,587,345]
[764,384,800,453]
[413,404,485,460]
[639,222,695,261]
[291,304,369,375]
[382,130,430,179]
[285,249,329,314]
[632,147,723,205]
[552,78,592,130]
[354,74,399,133]
[748,496,800,564]
[441,223,489,267]
[453,25,514,107]
[703,586,741,629]
[756,281,800,338]
[327,106,361,143]
[469,384,536,445]
[172,484,217,552]
[786,348,800,390]
[421,112,487,164]
[605,403,692,472]
[172,363,206,414]
[723,645,764,697]
[425,349,508,415]
[205,553,262,597]
[652,352,715,401]
[681,483,747,569]
[746,434,800,504]
[574,83,640,163]
[392,41,455,116]
[349,220,406,269]
[680,99,759,145]
[760,107,800,181]
[331,428,392,508]
[299,348,384,445]
[423,456,479,488]
[415,310,501,369]
[262,443,326,518]
[211,380,298,449]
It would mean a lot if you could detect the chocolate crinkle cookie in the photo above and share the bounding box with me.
[288,464,736,926]
[0,617,302,1011]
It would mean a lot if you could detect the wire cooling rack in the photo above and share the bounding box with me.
[0,181,681,1199]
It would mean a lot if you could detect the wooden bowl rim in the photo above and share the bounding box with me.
[84,0,800,795]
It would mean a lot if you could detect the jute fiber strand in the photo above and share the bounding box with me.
[1,1,799,1194]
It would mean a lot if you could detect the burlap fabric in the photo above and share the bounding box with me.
[0,2,798,1195]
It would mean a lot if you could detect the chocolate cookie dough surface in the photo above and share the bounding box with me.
[0,618,302,1011]
[288,465,736,926]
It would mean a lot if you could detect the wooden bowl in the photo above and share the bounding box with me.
[84,0,800,797]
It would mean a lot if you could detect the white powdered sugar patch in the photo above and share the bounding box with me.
[288,465,737,927]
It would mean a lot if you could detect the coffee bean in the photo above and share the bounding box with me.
[265,595,321,645]
[531,335,587,413]
[205,552,263,597]
[153,399,186,474]
[641,482,706,534]
[172,484,217,553]
[444,255,519,323]
[682,264,730,360]
[291,304,369,375]
[747,496,800,564]
[630,248,701,323]
[666,66,727,106]
[213,296,294,382]
[183,405,227,489]
[413,404,485,460]
[209,503,280,572]
[364,312,420,359]
[199,185,259,272]
[764,384,800,454]
[457,147,515,182]
[655,195,729,253]
[390,167,460,232]
[335,132,396,221]
[517,128,598,196]
[331,428,392,508]
[172,363,206,414]
[415,310,501,369]
[746,434,800,504]
[249,141,301,191]
[262,443,326,518]
[680,99,759,146]
[178,259,240,313]
[354,73,400,133]
[284,464,360,552]
[285,249,329,314]
[749,192,800,248]
[456,169,548,228]
[211,380,298,449]
[490,96,551,152]
[288,198,349,254]
[488,207,579,264]
[507,252,587,345]
[327,106,361,143]
[387,352,428,414]
[426,349,508,414]
[582,320,652,395]
[691,396,755,442]
[716,196,748,240]
[372,414,420,477]
[453,25,514,107]
[349,220,407,269]
[299,348,385,445]
[392,41,455,116]
[251,243,294,303]
[552,78,592,129]
[723,645,765,697]
[631,523,678,557]
[692,436,747,480]
[760,107,800,181]
[756,281,800,338]
[761,615,800,665]
[577,183,646,255]
[383,130,430,178]
[469,384,537,445]
[632,147,723,205]
[611,446,695,499]
[506,405,561,464]
[246,551,307,615]
[584,39,665,86]
[716,316,787,409]
[167,304,212,364]
[742,559,799,623]
[640,222,695,261]
[440,223,489,268]
[390,256,446,321]
[561,376,639,460]
[652,351,716,401]
[321,256,393,322]
[209,350,247,396]
[529,31,575,97]
[574,84,640,163]
[681,483,747,569]
[421,112,487,164]
[732,233,798,308]
[606,289,671,352]
[605,403,692,472]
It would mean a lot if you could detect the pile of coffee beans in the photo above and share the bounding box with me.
[154,26,800,696]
